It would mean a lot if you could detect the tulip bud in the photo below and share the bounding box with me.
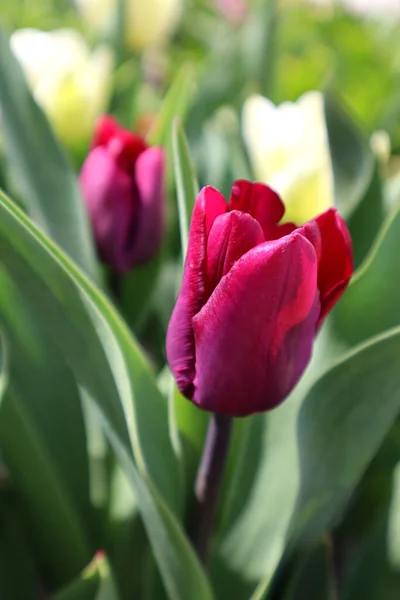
[80,115,165,273]
[166,180,353,417]
[75,0,183,51]
[11,28,113,149]
[242,91,334,225]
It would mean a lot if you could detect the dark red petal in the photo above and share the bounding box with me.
[296,219,322,263]
[111,130,148,169]
[129,147,165,265]
[166,187,226,399]
[206,210,265,296]
[92,115,120,149]
[227,180,291,240]
[314,208,353,324]
[92,115,148,170]
[80,147,137,273]
[191,232,320,416]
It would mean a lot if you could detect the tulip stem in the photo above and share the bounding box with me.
[190,413,233,565]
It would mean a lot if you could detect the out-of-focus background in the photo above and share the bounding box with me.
[1,0,400,148]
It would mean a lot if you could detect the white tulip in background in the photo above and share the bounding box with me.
[242,91,334,224]
[75,0,183,51]
[11,28,113,148]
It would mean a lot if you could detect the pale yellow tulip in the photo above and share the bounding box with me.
[242,91,334,224]
[11,28,113,148]
[75,0,183,51]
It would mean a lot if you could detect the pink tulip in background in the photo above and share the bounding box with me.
[211,0,247,24]
[166,180,353,417]
[80,115,165,273]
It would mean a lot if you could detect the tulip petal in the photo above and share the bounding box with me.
[80,147,136,273]
[92,114,120,148]
[315,208,353,323]
[192,232,320,416]
[228,180,294,240]
[166,186,226,398]
[206,210,265,296]
[296,219,322,262]
[129,147,165,265]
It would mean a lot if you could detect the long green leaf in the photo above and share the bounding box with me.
[172,118,199,261]
[0,26,99,282]
[0,272,94,582]
[332,204,400,347]
[324,92,374,219]
[147,66,195,148]
[0,190,213,600]
[282,539,337,600]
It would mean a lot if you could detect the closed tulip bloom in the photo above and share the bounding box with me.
[242,92,334,225]
[11,28,112,148]
[166,180,352,417]
[80,115,165,273]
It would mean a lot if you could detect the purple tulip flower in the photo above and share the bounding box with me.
[80,115,165,273]
[166,180,353,417]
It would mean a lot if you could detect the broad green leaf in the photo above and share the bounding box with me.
[324,93,374,219]
[0,27,99,283]
[0,272,94,582]
[0,189,179,512]
[166,372,209,504]
[172,118,199,260]
[282,539,337,600]
[0,190,213,600]
[346,162,384,269]
[0,495,38,600]
[122,255,161,333]
[106,463,149,600]
[98,416,214,600]
[342,511,400,600]
[248,578,271,600]
[147,66,195,148]
[332,204,400,347]
[293,329,400,543]
[214,327,400,599]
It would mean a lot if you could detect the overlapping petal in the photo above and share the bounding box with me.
[315,208,353,322]
[191,232,320,416]
[166,186,226,398]
[130,147,165,265]
[205,210,264,296]
[79,147,136,272]
[228,180,286,238]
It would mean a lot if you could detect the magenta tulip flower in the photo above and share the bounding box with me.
[80,115,165,273]
[166,180,353,417]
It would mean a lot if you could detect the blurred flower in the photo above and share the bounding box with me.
[166,180,352,417]
[242,91,334,224]
[370,130,391,164]
[75,0,183,51]
[11,28,113,149]
[80,115,165,273]
[211,0,248,25]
